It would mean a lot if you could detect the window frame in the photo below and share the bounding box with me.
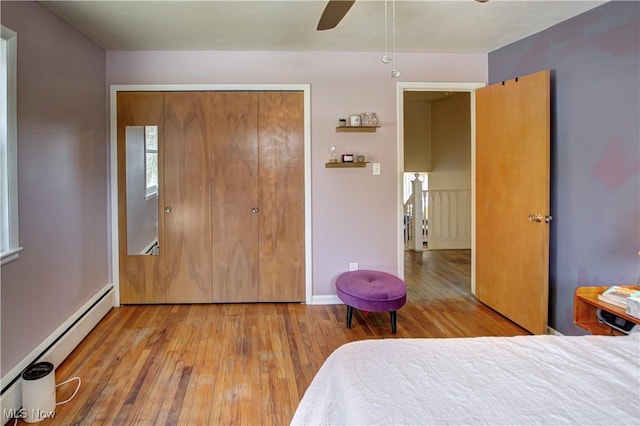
[0,25,21,265]
[144,125,158,201]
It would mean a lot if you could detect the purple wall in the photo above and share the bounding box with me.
[488,1,640,335]
[0,1,107,375]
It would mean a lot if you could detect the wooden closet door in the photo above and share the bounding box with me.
[163,92,213,303]
[117,92,165,304]
[210,92,260,302]
[258,92,305,302]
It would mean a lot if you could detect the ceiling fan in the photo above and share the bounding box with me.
[317,0,356,31]
[317,0,489,31]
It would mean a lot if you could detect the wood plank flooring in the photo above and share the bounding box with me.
[25,250,528,425]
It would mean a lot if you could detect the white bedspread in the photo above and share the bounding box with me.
[291,334,640,425]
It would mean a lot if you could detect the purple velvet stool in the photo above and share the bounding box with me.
[335,270,407,334]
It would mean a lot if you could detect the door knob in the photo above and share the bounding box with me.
[164,206,172,214]
[528,213,552,223]
[251,208,259,214]
[528,214,543,223]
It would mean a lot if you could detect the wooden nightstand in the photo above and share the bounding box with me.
[574,286,640,335]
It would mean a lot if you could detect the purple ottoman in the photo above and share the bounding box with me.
[335,270,407,334]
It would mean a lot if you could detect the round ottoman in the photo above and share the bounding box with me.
[335,270,407,334]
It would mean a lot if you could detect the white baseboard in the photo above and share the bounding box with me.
[547,326,564,336]
[311,295,342,305]
[0,283,115,424]
[427,240,471,250]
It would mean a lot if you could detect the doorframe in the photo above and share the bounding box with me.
[396,82,485,293]
[109,84,313,306]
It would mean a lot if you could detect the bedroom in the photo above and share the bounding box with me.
[1,0,638,424]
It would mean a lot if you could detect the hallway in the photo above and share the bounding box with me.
[404,249,472,301]
[401,249,525,336]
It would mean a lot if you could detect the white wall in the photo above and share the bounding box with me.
[107,50,487,296]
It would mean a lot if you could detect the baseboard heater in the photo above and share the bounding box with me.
[1,284,114,424]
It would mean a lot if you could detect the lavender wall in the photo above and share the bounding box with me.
[488,1,640,335]
[107,50,487,297]
[0,1,107,375]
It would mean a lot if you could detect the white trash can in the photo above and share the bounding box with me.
[21,362,56,423]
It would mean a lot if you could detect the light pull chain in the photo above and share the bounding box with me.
[382,0,391,64]
[391,0,400,78]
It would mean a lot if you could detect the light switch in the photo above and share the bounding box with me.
[372,162,381,175]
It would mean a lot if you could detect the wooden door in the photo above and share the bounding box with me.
[210,92,260,302]
[163,92,213,303]
[475,70,550,334]
[117,92,165,304]
[258,92,305,302]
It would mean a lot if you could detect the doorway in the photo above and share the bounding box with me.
[396,82,484,294]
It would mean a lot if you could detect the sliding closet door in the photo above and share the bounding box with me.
[210,92,260,302]
[163,92,213,303]
[258,92,305,302]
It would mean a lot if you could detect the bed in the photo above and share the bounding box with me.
[291,333,640,425]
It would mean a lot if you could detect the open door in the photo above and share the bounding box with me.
[475,70,551,334]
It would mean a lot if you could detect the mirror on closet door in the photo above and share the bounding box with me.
[126,125,159,255]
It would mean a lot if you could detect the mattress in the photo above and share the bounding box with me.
[291,333,640,425]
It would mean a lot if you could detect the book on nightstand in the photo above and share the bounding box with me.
[597,285,640,309]
[626,295,640,319]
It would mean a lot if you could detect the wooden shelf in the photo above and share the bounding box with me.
[335,126,379,133]
[574,285,640,335]
[325,162,369,168]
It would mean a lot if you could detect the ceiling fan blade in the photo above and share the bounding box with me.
[317,0,356,31]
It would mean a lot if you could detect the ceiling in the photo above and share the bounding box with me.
[40,0,607,53]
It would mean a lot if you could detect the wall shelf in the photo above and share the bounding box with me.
[325,162,369,168]
[335,126,379,133]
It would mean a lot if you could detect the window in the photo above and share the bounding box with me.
[144,126,158,200]
[0,26,20,265]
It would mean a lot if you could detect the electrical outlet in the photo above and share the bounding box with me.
[349,262,359,271]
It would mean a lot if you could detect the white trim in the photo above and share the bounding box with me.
[111,83,308,92]
[0,26,19,264]
[311,295,342,305]
[109,89,120,306]
[428,241,472,250]
[547,327,564,336]
[469,90,478,295]
[396,82,485,290]
[303,86,313,304]
[1,284,115,423]
[109,84,313,306]
[0,246,22,265]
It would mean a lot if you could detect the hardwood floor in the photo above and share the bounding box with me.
[30,250,527,425]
